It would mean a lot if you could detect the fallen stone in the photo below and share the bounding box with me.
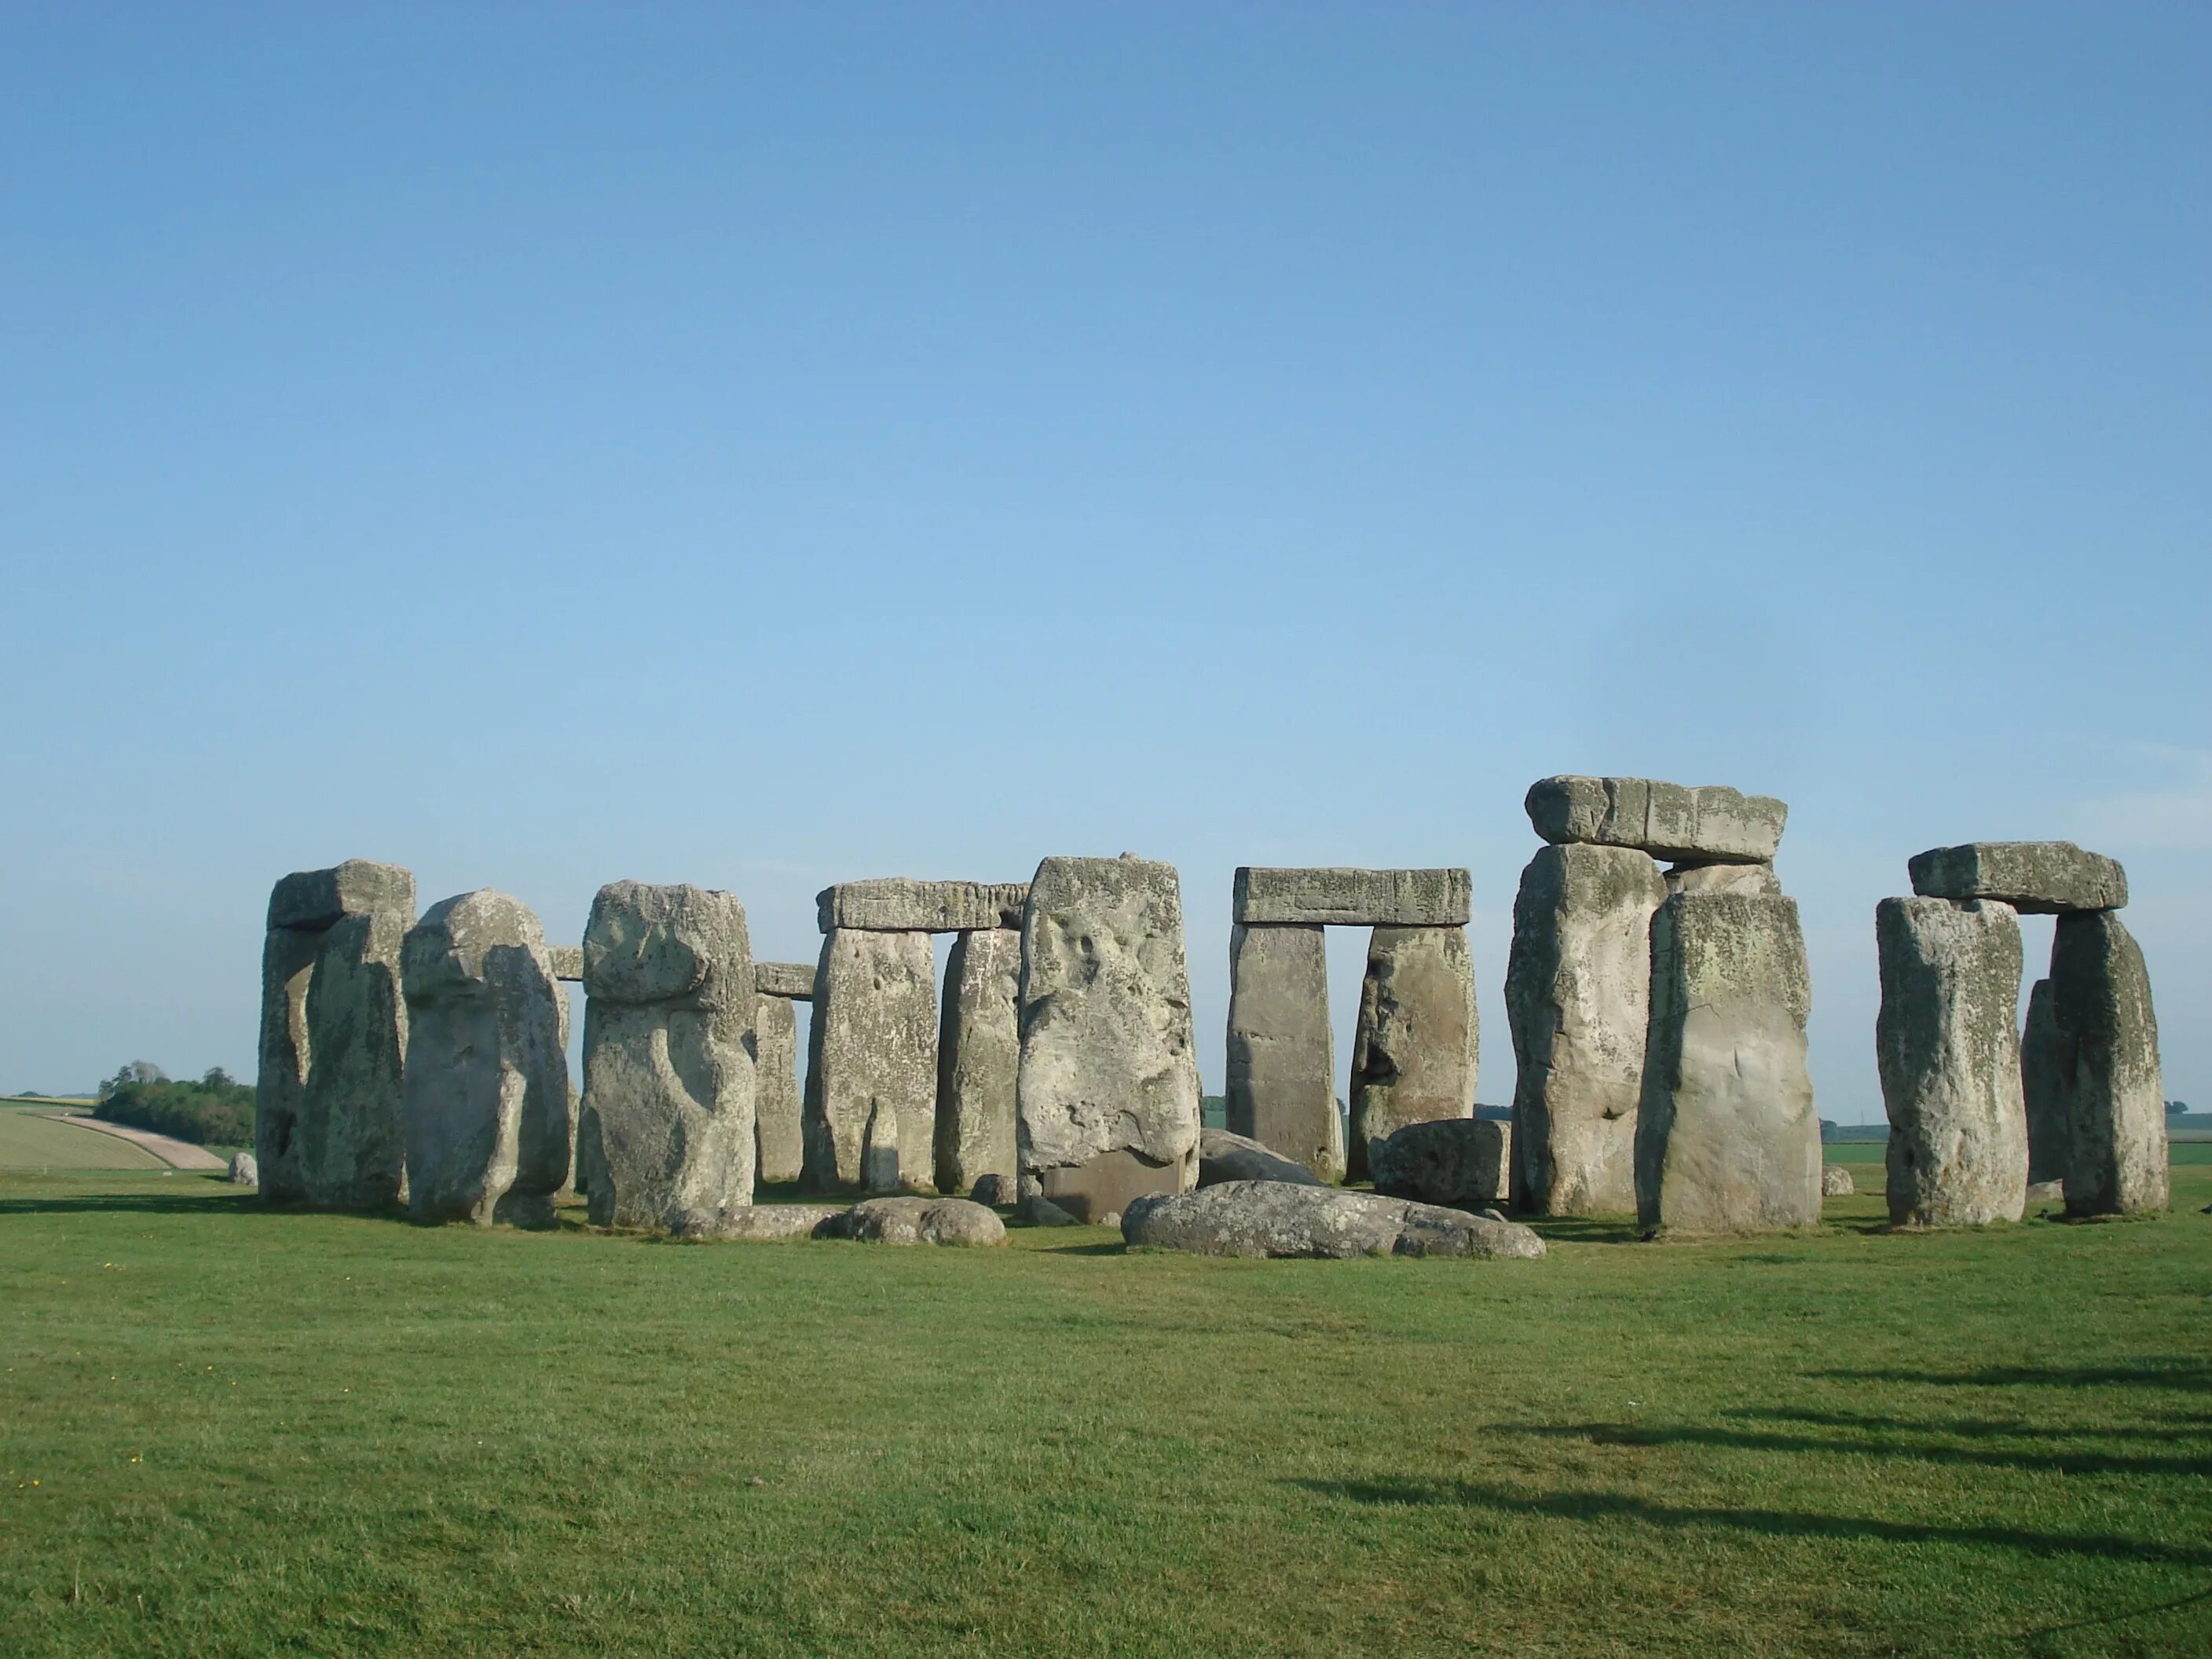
[801,928,937,1194]
[1198,1126,1326,1187]
[266,859,418,932]
[2050,912,2168,1217]
[1348,925,1478,1183]
[816,879,1028,934]
[753,994,804,1185]
[1225,921,1342,1181]
[968,1172,1014,1207]
[1876,898,2028,1228]
[754,960,818,1000]
[577,881,755,1232]
[546,945,584,982]
[1665,862,1782,898]
[1232,867,1471,928]
[1821,1163,1856,1197]
[1122,1181,1546,1260]
[1635,892,1821,1235]
[1370,1118,1511,1210]
[2025,1179,2064,1203]
[227,1152,258,1186]
[712,1203,844,1241]
[823,1196,1007,1246]
[1505,844,1664,1215]
[1017,1192,1079,1226]
[401,890,573,1228]
[1907,841,2128,915]
[1016,855,1202,1221]
[1526,778,1787,864]
[935,928,1022,1197]
[2020,979,2069,1187]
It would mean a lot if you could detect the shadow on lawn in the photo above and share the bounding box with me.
[1811,1359,2212,1394]
[1289,1478,2212,1567]
[1492,1418,2212,1480]
[0,1186,257,1217]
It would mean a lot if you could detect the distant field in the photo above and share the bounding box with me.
[1829,1137,2211,1168]
[0,1107,167,1171]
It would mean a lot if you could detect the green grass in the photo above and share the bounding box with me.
[3,1170,2208,1658]
[0,1107,167,1171]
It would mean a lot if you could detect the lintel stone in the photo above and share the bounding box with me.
[268,859,418,932]
[815,878,1029,934]
[1525,778,1786,864]
[1232,867,1470,927]
[1906,842,2127,914]
[755,961,818,1000]
[548,945,584,982]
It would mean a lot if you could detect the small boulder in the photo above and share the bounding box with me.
[1122,1181,1544,1261]
[226,1153,259,1187]
[1820,1164,1856,1197]
[1370,1119,1511,1209]
[668,1203,844,1240]
[968,1172,1015,1207]
[1198,1127,1325,1188]
[1017,1193,1080,1227]
[826,1196,1006,1247]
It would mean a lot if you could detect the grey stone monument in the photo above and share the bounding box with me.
[801,927,938,1194]
[1224,921,1339,1181]
[2050,911,2168,1218]
[935,927,1022,1198]
[2019,978,2068,1186]
[750,965,812,1187]
[1348,925,1478,1182]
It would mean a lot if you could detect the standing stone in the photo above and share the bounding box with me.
[1016,855,1202,1222]
[1347,925,1477,1182]
[255,924,320,1203]
[2050,912,2168,1217]
[1875,897,2028,1228]
[401,890,573,1228]
[1506,844,1665,1215]
[935,928,1022,1197]
[576,881,756,1232]
[753,993,804,1185]
[227,1152,258,1186]
[802,928,938,1194]
[2020,978,2069,1186]
[1635,892,1820,1235]
[1225,922,1342,1181]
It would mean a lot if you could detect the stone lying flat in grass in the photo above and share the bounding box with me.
[1370,1118,1511,1209]
[822,1196,1006,1246]
[1525,777,1787,863]
[675,1203,844,1240]
[1906,841,2127,914]
[1122,1181,1545,1260]
[1197,1127,1324,1187]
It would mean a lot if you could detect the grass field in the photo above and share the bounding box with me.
[0,1105,167,1172]
[3,1164,2207,1658]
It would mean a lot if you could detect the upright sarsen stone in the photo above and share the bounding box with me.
[401,890,573,1228]
[1875,897,2028,1228]
[802,928,938,1194]
[1016,855,1201,1221]
[1635,892,1820,1235]
[1347,926,1477,1182]
[935,928,1022,1196]
[1225,922,1342,1181]
[1507,844,1664,1215]
[256,924,321,1204]
[2050,912,2168,1217]
[2020,979,2069,1186]
[753,994,804,1185]
[576,881,756,1231]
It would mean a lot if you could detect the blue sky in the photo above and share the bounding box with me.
[3,3,2205,1122]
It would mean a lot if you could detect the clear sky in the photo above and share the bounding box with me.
[3,3,2205,1123]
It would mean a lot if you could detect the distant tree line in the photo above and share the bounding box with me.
[95,1063,255,1148]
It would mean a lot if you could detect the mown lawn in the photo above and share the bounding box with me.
[2,1166,2207,1658]
[0,1107,167,1172]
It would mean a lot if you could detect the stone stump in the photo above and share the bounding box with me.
[753,993,804,1185]
[802,928,938,1194]
[1635,892,1820,1234]
[401,890,573,1228]
[1225,921,1341,1182]
[1874,897,2028,1227]
[935,927,1022,1197]
[576,881,756,1232]
[2050,912,2168,1217]
[1016,855,1201,1222]
[1505,844,1664,1215]
[2020,979,2069,1187]
[1347,925,1477,1182]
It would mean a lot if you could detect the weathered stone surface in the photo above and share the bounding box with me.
[1017,1192,1079,1226]
[1197,1127,1326,1188]
[1506,844,1664,1216]
[1371,1119,1511,1210]
[754,961,818,1000]
[1225,922,1342,1181]
[935,928,1021,1197]
[576,882,755,1232]
[1876,897,2028,1228]
[2050,912,2168,1217]
[255,925,321,1203]
[2024,1178,2064,1203]
[1232,867,1471,928]
[401,891,573,1227]
[1821,1163,1856,1197]
[753,994,804,1185]
[266,859,418,932]
[816,879,1028,934]
[1016,855,1201,1221]
[2020,978,2069,1186]
[968,1172,1014,1207]
[547,945,584,982]
[227,1152,258,1186]
[294,910,411,1209]
[1348,925,1478,1182]
[1527,778,1786,864]
[1635,892,1821,1235]
[1665,862,1782,898]
[1907,842,2128,915]
[801,928,938,1194]
[1122,1181,1546,1260]
[712,1203,844,1241]
[823,1196,1007,1246]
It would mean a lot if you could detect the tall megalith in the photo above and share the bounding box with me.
[2020,979,2068,1186]
[935,927,1022,1197]
[2050,912,2168,1217]
[1348,926,1477,1181]
[1225,922,1340,1181]
[753,993,804,1185]
[802,928,938,1194]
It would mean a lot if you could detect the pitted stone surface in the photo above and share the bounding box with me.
[802,928,938,1194]
[228,1152,259,1186]
[1665,862,1782,898]
[401,890,573,1228]
[754,961,818,1000]
[711,1203,844,1241]
[2020,978,2069,1187]
[547,945,584,982]
[1348,925,1478,1182]
[267,859,418,932]
[2051,912,2168,1217]
[1232,867,1472,928]
[822,1196,1007,1246]
[1821,1163,1856,1197]
[255,925,321,1203]
[1907,842,2127,915]
[1506,844,1664,1216]
[577,882,755,1231]
[1016,855,1202,1221]
[1876,898,2028,1228]
[935,928,1022,1197]
[753,993,804,1185]
[1122,1181,1545,1260]
[1526,778,1786,864]
[1635,892,1820,1235]
[1197,1127,1326,1188]
[1371,1118,1511,1210]
[816,879,1029,934]
[1225,922,1342,1181]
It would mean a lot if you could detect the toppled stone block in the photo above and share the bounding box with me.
[709,1203,844,1241]
[935,928,1022,1198]
[754,961,818,1000]
[1821,1163,1856,1197]
[1526,778,1787,864]
[1348,925,1477,1182]
[822,1196,1007,1246]
[1197,1127,1325,1188]
[815,879,1028,934]
[2050,912,2167,1217]
[802,928,938,1194]
[2020,978,2069,1186]
[1122,1181,1545,1260]
[1225,922,1342,1181]
[753,994,804,1185]
[1370,1118,1511,1210]
[1232,867,1471,928]
[546,945,584,982]
[1906,842,2128,914]
[1506,844,1664,1216]
[266,859,418,932]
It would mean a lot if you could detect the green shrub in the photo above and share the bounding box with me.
[95,1066,255,1148]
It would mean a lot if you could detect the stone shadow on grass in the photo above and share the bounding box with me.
[1489,1418,2212,1480]
[1811,1359,2212,1394]
[0,1188,258,1217]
